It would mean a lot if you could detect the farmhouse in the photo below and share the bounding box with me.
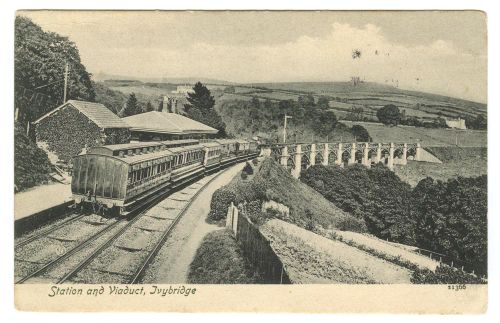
[122,111,219,141]
[445,117,467,130]
[33,100,130,164]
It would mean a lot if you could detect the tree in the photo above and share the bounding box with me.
[157,97,164,112]
[411,176,487,275]
[317,97,330,110]
[185,82,216,114]
[121,93,141,117]
[351,125,371,142]
[313,110,338,137]
[466,114,487,130]
[15,16,95,126]
[184,82,226,136]
[377,104,401,126]
[144,101,154,112]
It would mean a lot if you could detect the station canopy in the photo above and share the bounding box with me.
[122,111,218,136]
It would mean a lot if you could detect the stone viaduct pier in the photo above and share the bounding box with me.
[264,142,423,178]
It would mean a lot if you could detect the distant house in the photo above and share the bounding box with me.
[33,100,131,164]
[171,85,194,94]
[122,111,218,141]
[445,117,467,130]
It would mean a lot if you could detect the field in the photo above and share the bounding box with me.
[342,121,487,147]
[394,147,487,186]
[249,81,487,118]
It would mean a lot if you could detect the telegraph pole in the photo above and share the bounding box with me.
[63,63,69,103]
[283,114,292,143]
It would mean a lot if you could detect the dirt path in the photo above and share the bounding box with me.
[142,163,245,283]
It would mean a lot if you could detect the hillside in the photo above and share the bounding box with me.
[394,147,487,186]
[342,121,486,147]
[209,158,366,232]
[248,81,487,118]
[103,79,487,141]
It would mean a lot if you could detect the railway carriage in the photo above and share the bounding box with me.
[200,141,222,172]
[168,144,205,184]
[71,138,261,216]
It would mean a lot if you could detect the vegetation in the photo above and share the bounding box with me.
[411,176,487,275]
[217,95,354,142]
[187,229,264,284]
[351,124,371,142]
[377,104,401,126]
[341,121,486,147]
[208,158,367,232]
[301,164,415,244]
[301,164,487,276]
[395,147,487,186]
[92,81,128,115]
[14,123,53,192]
[465,114,487,130]
[15,16,95,126]
[121,93,141,117]
[411,265,485,284]
[185,82,227,136]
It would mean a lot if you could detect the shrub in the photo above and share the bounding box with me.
[243,162,254,175]
[208,188,236,221]
[241,172,248,180]
[252,158,259,166]
[14,123,53,191]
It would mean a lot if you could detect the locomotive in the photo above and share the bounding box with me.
[71,139,259,215]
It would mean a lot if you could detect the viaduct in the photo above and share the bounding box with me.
[264,142,424,178]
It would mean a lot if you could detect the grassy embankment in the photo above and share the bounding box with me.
[187,229,264,284]
[189,158,367,283]
[209,158,366,232]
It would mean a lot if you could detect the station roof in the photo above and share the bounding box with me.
[122,111,218,135]
[34,100,129,129]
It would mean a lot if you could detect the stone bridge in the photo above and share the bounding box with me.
[263,142,423,178]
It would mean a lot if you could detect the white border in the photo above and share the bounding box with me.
[1,0,499,322]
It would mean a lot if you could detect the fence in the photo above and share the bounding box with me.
[226,202,291,284]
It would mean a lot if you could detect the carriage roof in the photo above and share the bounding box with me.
[215,139,238,144]
[200,142,221,148]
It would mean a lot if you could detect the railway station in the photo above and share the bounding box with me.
[122,111,219,141]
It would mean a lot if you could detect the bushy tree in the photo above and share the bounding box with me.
[465,114,487,130]
[301,164,415,244]
[377,104,401,126]
[15,16,95,125]
[351,124,371,142]
[144,101,154,112]
[411,176,487,275]
[185,82,227,136]
[121,93,141,117]
[316,96,330,110]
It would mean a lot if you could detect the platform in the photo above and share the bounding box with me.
[14,182,72,220]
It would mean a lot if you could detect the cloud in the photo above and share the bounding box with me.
[26,12,485,102]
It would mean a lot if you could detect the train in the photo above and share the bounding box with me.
[70,139,260,216]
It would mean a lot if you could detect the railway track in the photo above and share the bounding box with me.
[59,171,224,284]
[15,165,235,284]
[14,210,84,249]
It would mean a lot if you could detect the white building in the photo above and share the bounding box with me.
[445,118,467,130]
[171,85,193,94]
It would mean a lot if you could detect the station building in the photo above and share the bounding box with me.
[33,100,130,164]
[122,110,219,141]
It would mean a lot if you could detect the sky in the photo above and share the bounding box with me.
[20,11,487,103]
